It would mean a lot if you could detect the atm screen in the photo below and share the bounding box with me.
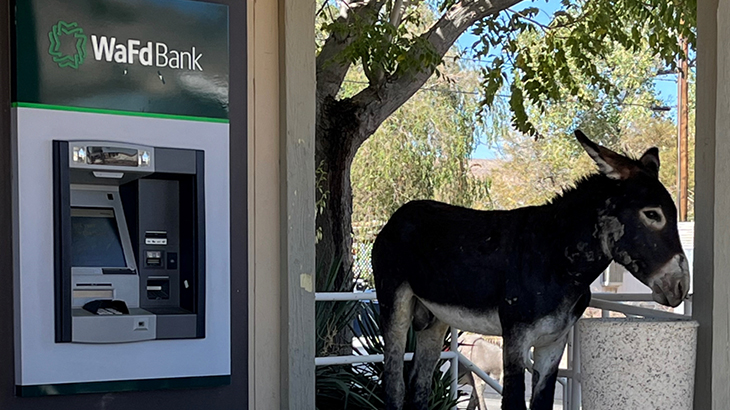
[71,208,127,268]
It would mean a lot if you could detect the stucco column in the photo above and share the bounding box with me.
[278,0,316,405]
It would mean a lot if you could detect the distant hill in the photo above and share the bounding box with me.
[468,159,502,179]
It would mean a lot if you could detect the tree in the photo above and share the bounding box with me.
[315,0,695,285]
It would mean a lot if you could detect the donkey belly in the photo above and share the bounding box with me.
[418,298,502,336]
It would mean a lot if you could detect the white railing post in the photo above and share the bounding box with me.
[450,327,459,410]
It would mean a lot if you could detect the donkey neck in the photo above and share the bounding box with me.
[540,174,619,286]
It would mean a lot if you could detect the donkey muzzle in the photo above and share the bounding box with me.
[648,254,691,308]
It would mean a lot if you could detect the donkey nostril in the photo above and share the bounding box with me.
[676,280,684,298]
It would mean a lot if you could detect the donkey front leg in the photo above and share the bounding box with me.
[529,336,568,410]
[472,371,488,410]
[501,333,529,410]
[407,320,450,410]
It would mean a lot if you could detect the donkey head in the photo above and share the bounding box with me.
[576,130,690,307]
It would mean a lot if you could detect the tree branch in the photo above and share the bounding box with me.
[389,0,406,29]
[316,0,386,100]
[349,0,525,151]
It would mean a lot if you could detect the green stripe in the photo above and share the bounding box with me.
[11,102,229,123]
[16,375,231,397]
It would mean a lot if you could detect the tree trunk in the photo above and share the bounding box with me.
[315,96,365,356]
[316,96,362,291]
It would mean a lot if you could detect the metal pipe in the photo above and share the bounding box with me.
[592,292,693,304]
[590,298,692,320]
[591,293,656,302]
[315,291,378,301]
[314,351,457,366]
[685,298,693,316]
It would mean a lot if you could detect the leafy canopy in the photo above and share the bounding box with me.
[317,0,695,135]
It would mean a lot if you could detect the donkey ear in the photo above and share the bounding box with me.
[639,147,660,176]
[575,130,635,180]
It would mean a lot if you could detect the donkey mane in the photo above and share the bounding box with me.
[548,173,615,207]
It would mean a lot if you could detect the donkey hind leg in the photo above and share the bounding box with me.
[501,334,529,410]
[460,371,479,410]
[529,336,568,410]
[407,319,450,410]
[382,286,415,410]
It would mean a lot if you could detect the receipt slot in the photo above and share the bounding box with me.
[54,141,205,343]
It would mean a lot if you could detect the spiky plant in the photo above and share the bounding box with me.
[316,258,457,410]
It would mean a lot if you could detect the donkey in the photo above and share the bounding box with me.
[372,130,690,410]
[458,333,503,410]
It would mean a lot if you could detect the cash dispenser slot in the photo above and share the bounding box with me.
[82,300,130,315]
[54,141,205,343]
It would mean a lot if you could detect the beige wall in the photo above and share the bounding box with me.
[248,0,282,406]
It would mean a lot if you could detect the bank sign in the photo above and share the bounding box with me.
[15,0,229,120]
[49,21,205,71]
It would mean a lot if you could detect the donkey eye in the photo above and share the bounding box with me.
[643,210,661,222]
[639,207,665,229]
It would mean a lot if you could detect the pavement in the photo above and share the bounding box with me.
[455,375,565,410]
[456,397,563,410]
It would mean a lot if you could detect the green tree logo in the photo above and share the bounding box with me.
[47,21,87,69]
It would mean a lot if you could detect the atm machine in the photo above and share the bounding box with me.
[11,0,232,396]
[54,142,205,343]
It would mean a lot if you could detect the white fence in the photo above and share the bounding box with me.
[315,291,693,410]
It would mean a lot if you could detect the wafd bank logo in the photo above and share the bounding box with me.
[47,20,204,71]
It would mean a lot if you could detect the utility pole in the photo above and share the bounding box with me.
[677,37,689,222]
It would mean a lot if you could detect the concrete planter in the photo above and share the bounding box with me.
[579,318,698,410]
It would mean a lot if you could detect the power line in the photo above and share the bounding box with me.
[341,79,678,111]
[342,79,497,96]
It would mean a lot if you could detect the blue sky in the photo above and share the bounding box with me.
[460,0,682,159]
